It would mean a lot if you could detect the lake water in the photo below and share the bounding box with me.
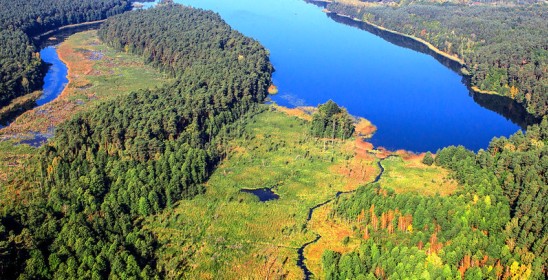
[175,0,525,152]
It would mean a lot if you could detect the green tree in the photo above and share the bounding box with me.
[422,152,434,166]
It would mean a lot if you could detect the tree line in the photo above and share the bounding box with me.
[327,1,548,118]
[0,0,132,109]
[323,119,547,279]
[0,4,273,279]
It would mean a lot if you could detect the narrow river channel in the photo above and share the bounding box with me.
[296,155,392,279]
[37,46,68,107]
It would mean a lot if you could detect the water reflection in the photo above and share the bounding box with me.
[325,11,538,130]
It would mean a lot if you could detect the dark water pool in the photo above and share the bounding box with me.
[241,188,280,202]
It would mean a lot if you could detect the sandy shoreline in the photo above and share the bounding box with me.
[322,8,510,99]
[325,10,464,65]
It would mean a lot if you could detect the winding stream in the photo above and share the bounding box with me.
[296,155,391,279]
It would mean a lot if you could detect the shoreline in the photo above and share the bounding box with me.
[0,42,74,136]
[33,20,106,41]
[470,86,500,96]
[2,29,173,138]
[325,10,464,65]
[56,41,79,101]
[0,91,42,126]
[0,20,107,130]
[322,9,510,99]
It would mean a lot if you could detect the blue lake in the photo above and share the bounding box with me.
[38,46,69,106]
[175,0,527,152]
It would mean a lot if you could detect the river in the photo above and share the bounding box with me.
[174,0,529,152]
[37,47,69,107]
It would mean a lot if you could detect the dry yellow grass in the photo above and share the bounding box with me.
[0,91,41,121]
[379,155,458,196]
[354,117,377,138]
[272,104,316,121]
[305,203,361,277]
[267,84,279,94]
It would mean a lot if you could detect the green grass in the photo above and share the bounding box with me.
[145,108,377,279]
[0,141,34,182]
[1,30,172,135]
[378,156,458,196]
[64,30,172,104]
[0,141,38,209]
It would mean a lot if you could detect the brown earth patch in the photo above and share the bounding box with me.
[267,84,279,94]
[273,105,316,121]
[354,117,376,138]
[305,204,360,277]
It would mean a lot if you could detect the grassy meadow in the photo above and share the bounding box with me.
[378,155,458,196]
[143,106,462,279]
[1,30,171,136]
[145,107,381,279]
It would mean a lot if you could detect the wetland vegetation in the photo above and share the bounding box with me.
[0,1,546,279]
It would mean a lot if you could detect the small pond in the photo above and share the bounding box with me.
[241,188,279,202]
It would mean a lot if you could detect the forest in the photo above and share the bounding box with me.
[0,1,547,279]
[0,0,131,108]
[0,5,272,278]
[326,1,548,118]
[0,30,44,107]
[310,100,355,140]
[323,120,547,279]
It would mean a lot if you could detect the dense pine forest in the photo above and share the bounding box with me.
[0,0,131,108]
[326,1,548,118]
[0,1,547,279]
[0,30,44,107]
[324,120,547,278]
[0,5,272,278]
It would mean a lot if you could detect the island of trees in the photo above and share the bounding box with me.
[311,100,355,140]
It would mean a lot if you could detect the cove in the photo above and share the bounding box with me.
[175,0,525,152]
[0,23,102,129]
[33,6,151,113]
